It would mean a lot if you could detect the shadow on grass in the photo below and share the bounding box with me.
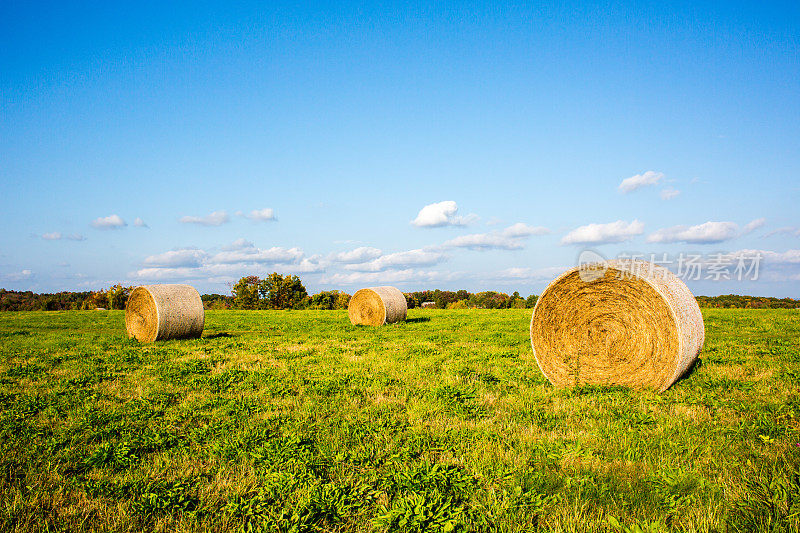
[675,357,703,384]
[204,332,235,339]
[405,317,431,324]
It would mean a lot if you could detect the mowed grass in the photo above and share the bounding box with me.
[0,309,798,532]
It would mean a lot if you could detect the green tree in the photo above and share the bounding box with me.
[106,284,133,310]
[525,294,538,308]
[258,273,308,309]
[232,276,261,309]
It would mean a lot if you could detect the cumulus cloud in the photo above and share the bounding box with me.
[41,232,86,241]
[243,208,276,222]
[444,223,550,250]
[294,255,327,273]
[647,219,765,244]
[179,210,230,226]
[330,247,383,263]
[320,269,457,285]
[618,171,664,193]
[344,248,447,272]
[660,188,680,200]
[134,267,208,280]
[492,266,566,281]
[134,239,319,282]
[209,246,304,265]
[411,201,478,228]
[142,249,208,268]
[91,214,127,229]
[133,217,149,228]
[561,220,645,245]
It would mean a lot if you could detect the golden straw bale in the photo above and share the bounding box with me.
[348,286,407,326]
[530,260,704,391]
[125,284,205,342]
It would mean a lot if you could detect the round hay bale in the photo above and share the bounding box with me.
[530,260,704,391]
[348,286,407,326]
[125,284,205,342]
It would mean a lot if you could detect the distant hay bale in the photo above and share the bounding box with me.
[125,284,205,342]
[530,260,704,392]
[348,286,407,326]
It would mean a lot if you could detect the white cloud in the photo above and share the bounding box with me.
[344,248,447,272]
[561,220,645,245]
[244,208,276,222]
[320,269,457,285]
[135,240,319,282]
[445,233,522,250]
[618,171,664,193]
[411,201,478,227]
[143,249,208,268]
[742,218,766,235]
[41,232,86,241]
[330,247,383,263]
[179,210,230,226]
[209,246,304,265]
[660,188,680,200]
[444,223,550,250]
[503,223,550,238]
[134,217,149,228]
[647,219,765,244]
[222,238,255,250]
[3,269,33,281]
[134,267,205,280]
[753,249,800,264]
[293,255,328,273]
[492,266,566,281]
[647,221,737,244]
[764,226,800,238]
[91,214,127,229]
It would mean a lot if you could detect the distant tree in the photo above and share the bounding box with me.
[525,294,538,308]
[509,291,526,309]
[232,276,261,309]
[202,294,235,309]
[404,293,418,309]
[106,284,133,310]
[311,290,351,310]
[258,273,308,310]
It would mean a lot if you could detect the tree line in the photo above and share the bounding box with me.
[1,276,798,311]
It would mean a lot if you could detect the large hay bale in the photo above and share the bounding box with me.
[125,284,205,342]
[348,286,407,326]
[530,260,704,391]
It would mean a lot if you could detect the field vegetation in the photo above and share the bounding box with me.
[0,308,798,532]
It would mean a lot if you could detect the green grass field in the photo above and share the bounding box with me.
[0,309,798,532]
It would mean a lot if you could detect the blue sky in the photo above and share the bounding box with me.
[1,1,798,297]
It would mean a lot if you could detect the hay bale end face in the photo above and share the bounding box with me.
[530,260,704,392]
[125,284,205,342]
[348,286,407,326]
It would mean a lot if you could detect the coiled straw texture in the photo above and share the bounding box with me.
[348,286,407,326]
[530,260,704,391]
[125,284,205,342]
